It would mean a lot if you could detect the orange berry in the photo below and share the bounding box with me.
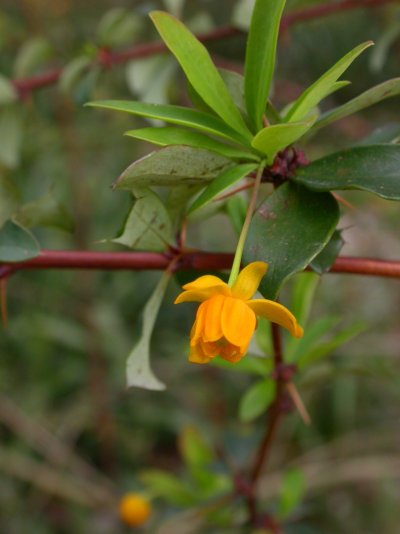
[118,493,151,527]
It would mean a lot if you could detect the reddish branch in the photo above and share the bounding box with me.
[11,0,397,98]
[1,250,400,279]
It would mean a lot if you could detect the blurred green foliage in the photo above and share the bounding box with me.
[0,1,399,533]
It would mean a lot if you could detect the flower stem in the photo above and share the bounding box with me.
[228,162,266,286]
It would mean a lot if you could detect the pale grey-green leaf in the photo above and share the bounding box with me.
[126,271,170,390]
[116,146,234,189]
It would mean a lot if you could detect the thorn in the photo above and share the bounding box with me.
[286,381,311,425]
[332,192,355,210]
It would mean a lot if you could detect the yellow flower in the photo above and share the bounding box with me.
[118,493,151,527]
[175,262,303,364]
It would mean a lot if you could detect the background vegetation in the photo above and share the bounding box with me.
[0,0,399,532]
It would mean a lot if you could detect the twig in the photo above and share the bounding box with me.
[1,250,400,279]
[0,278,8,327]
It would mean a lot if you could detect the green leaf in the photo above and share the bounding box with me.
[294,145,400,201]
[14,37,53,78]
[244,0,286,131]
[188,163,257,214]
[59,56,91,95]
[150,11,250,139]
[0,107,23,169]
[310,78,400,134]
[126,271,170,390]
[166,185,202,233]
[87,100,248,145]
[298,321,365,370]
[96,8,141,48]
[0,176,20,227]
[251,115,316,164]
[285,41,373,122]
[140,469,195,506]
[115,146,234,189]
[114,188,172,251]
[239,379,276,422]
[290,272,319,328]
[225,195,247,236]
[211,354,271,376]
[354,123,400,146]
[0,75,17,106]
[310,230,344,275]
[277,468,306,519]
[244,183,339,299]
[179,426,214,470]
[126,56,176,107]
[125,127,259,161]
[15,190,74,232]
[0,220,39,262]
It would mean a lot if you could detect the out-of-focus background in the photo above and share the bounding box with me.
[0,1,399,532]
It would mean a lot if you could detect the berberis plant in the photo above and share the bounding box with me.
[88,0,400,529]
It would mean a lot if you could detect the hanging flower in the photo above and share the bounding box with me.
[175,262,303,364]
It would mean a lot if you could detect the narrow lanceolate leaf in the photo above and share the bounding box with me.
[0,220,39,262]
[125,127,260,161]
[285,41,373,123]
[126,271,170,390]
[188,163,257,213]
[87,100,248,145]
[311,78,400,134]
[115,146,233,189]
[114,188,172,251]
[150,11,251,139]
[244,183,339,299]
[251,115,316,164]
[294,145,400,200]
[244,0,286,132]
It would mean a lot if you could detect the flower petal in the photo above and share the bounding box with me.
[183,275,230,292]
[219,342,246,363]
[247,299,303,338]
[189,343,212,364]
[203,294,225,342]
[231,262,268,300]
[190,303,206,346]
[221,297,256,347]
[174,285,228,304]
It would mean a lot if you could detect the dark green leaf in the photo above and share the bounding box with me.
[294,145,400,200]
[87,100,248,145]
[239,379,276,422]
[285,41,373,122]
[0,220,39,262]
[311,78,400,134]
[150,11,251,139]
[244,0,286,131]
[310,230,344,275]
[188,163,257,213]
[244,183,339,299]
[125,127,259,161]
[114,188,172,251]
[116,146,234,189]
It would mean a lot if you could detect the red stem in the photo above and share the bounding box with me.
[11,0,396,98]
[1,250,400,279]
